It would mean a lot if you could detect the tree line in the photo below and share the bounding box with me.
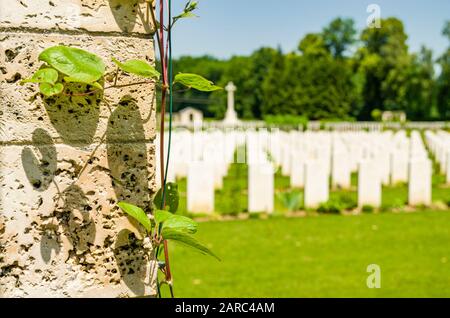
[171,18,450,121]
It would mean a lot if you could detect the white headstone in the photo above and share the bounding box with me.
[332,148,351,189]
[187,162,215,213]
[358,161,382,208]
[290,150,305,188]
[408,159,432,206]
[304,160,329,208]
[248,163,274,213]
[447,151,450,185]
[391,150,409,184]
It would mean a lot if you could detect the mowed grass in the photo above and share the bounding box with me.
[166,211,450,298]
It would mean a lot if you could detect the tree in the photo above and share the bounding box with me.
[211,47,281,119]
[262,35,357,120]
[382,47,436,119]
[323,18,357,58]
[298,33,329,57]
[356,18,409,119]
[437,21,450,119]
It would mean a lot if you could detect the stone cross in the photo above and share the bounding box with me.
[226,81,236,111]
[223,82,239,125]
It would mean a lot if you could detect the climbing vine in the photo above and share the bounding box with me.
[21,0,221,298]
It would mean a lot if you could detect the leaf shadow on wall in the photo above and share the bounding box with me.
[42,83,101,147]
[40,185,96,264]
[109,0,153,33]
[114,229,153,296]
[106,96,152,294]
[21,128,57,192]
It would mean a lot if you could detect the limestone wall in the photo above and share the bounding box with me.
[0,0,158,297]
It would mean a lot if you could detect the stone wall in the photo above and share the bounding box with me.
[0,0,158,297]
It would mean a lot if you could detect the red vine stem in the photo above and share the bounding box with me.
[150,0,173,296]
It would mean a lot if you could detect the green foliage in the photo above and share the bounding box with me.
[39,82,64,97]
[362,205,375,213]
[169,18,450,122]
[154,182,180,212]
[173,1,198,24]
[263,115,308,127]
[39,45,105,87]
[155,210,198,234]
[276,191,302,212]
[118,183,217,262]
[298,33,329,57]
[21,68,58,85]
[318,195,357,214]
[154,209,174,224]
[118,202,152,233]
[322,18,357,58]
[371,109,382,121]
[112,58,160,79]
[174,73,222,91]
[161,228,220,261]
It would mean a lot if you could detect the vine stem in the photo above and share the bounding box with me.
[150,0,174,298]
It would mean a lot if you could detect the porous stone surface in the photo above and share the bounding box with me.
[0,0,153,35]
[0,0,157,298]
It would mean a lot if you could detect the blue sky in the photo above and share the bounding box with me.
[170,0,450,59]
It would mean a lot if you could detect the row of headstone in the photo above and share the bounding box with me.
[425,130,450,185]
[155,129,437,213]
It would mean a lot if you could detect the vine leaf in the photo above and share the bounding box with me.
[112,58,160,79]
[154,183,180,213]
[39,45,105,85]
[118,202,152,233]
[64,77,103,90]
[174,73,222,92]
[154,209,173,224]
[173,1,198,24]
[155,210,198,234]
[21,68,58,85]
[164,214,198,234]
[39,82,64,97]
[161,229,220,261]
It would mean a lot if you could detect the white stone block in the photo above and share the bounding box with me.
[248,163,274,213]
[290,158,305,188]
[391,151,409,184]
[187,162,215,214]
[408,159,432,206]
[358,161,382,208]
[332,151,351,189]
[304,161,329,209]
[447,151,450,185]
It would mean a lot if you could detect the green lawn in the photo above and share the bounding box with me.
[165,211,450,298]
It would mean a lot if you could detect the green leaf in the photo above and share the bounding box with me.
[39,45,105,84]
[118,202,152,233]
[112,58,160,79]
[154,209,174,224]
[164,215,197,234]
[39,82,64,97]
[174,12,196,20]
[173,1,198,23]
[63,77,103,90]
[161,229,220,261]
[21,68,58,85]
[155,210,197,234]
[174,73,222,92]
[154,183,180,213]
